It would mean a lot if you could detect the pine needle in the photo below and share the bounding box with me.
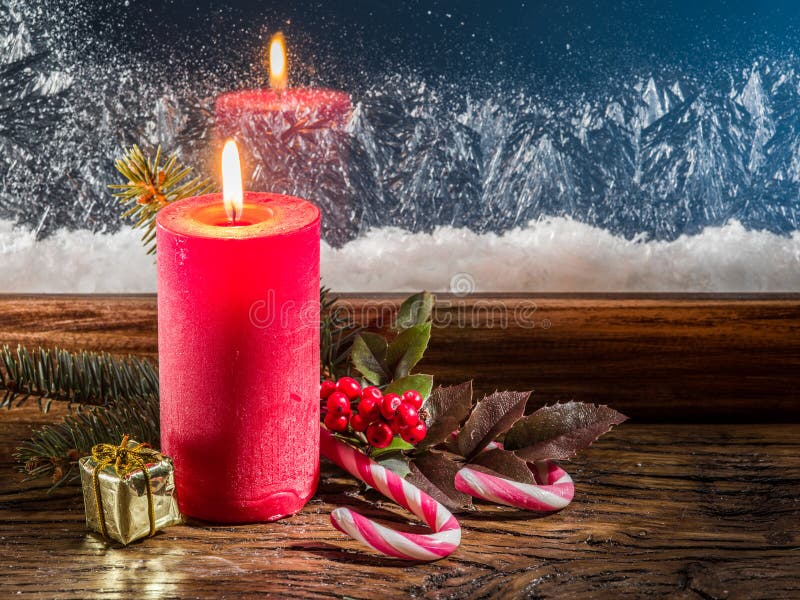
[15,394,160,488]
[110,145,216,255]
[320,286,363,380]
[0,345,158,411]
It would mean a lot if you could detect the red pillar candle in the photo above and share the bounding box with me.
[214,87,351,217]
[156,145,321,523]
[215,87,352,134]
[214,31,351,132]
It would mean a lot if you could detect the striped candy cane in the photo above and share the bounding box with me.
[454,443,575,511]
[320,427,461,561]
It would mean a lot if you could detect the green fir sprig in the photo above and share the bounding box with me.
[110,145,216,254]
[320,286,364,381]
[0,345,158,412]
[1,345,160,487]
[15,394,159,489]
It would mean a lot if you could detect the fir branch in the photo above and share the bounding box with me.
[0,345,158,412]
[110,145,216,255]
[320,286,364,381]
[15,393,160,489]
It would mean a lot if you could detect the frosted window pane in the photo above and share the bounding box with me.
[1,1,798,292]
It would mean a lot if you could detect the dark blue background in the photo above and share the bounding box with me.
[81,0,800,88]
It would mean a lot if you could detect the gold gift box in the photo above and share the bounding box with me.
[79,441,182,545]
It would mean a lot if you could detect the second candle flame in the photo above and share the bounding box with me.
[221,140,243,223]
[269,32,288,92]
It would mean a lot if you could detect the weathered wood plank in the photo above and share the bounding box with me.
[1,405,798,599]
[0,294,798,421]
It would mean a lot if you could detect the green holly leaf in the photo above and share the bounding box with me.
[351,332,389,385]
[332,432,364,448]
[384,374,434,400]
[374,451,412,480]
[370,436,415,460]
[385,323,431,380]
[407,451,473,513]
[392,292,434,331]
[456,391,530,459]
[468,448,535,484]
[504,401,628,461]
[419,381,474,450]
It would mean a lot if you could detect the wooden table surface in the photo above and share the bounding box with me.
[1,295,799,599]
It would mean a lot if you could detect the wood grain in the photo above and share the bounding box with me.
[1,294,798,421]
[1,294,798,597]
[1,404,798,599]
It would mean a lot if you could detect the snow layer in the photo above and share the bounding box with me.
[1,218,798,293]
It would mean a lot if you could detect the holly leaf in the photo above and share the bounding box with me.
[370,436,415,459]
[419,381,474,449]
[375,451,412,480]
[385,323,431,380]
[456,391,530,459]
[384,374,434,400]
[504,401,628,461]
[332,432,363,448]
[407,451,472,513]
[392,292,434,331]
[469,448,535,484]
[351,332,389,385]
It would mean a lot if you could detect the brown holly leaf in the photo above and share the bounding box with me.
[504,401,628,461]
[407,451,472,513]
[375,451,412,481]
[469,448,535,484]
[455,391,530,459]
[419,381,474,449]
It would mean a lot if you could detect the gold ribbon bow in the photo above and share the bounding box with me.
[91,434,161,542]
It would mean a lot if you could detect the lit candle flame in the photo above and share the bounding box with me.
[268,31,288,91]
[221,140,243,222]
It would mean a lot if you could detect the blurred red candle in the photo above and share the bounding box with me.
[157,140,321,523]
[215,87,351,132]
[214,31,351,153]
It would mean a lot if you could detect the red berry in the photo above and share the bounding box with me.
[320,380,337,399]
[380,393,403,420]
[357,396,381,423]
[324,412,349,433]
[326,391,351,415]
[401,420,427,445]
[387,416,405,435]
[366,422,394,448]
[361,386,383,403]
[395,402,419,429]
[336,376,362,400]
[402,389,423,409]
[350,412,368,433]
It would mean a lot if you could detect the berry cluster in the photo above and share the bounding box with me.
[321,377,428,448]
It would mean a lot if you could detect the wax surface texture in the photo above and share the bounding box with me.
[215,88,352,129]
[157,192,320,523]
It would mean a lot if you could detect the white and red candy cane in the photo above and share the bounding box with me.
[320,427,461,561]
[454,442,575,512]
